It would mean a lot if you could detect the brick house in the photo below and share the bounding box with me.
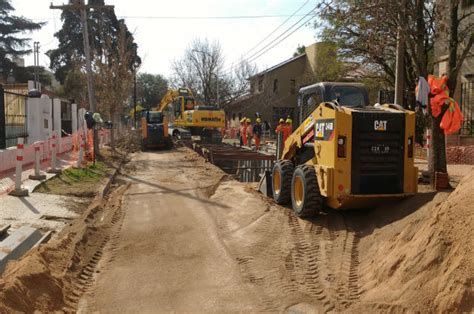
[224,42,338,133]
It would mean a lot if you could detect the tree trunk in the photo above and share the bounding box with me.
[428,1,461,183]
[446,1,459,94]
[110,110,117,151]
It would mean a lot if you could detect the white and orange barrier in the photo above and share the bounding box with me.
[9,138,29,196]
[29,142,47,181]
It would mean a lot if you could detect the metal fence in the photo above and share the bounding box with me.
[0,85,28,149]
[61,100,72,136]
[460,81,473,136]
[378,89,416,109]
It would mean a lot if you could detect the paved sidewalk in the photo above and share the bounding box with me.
[0,152,87,235]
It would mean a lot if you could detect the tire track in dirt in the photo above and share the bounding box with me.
[289,213,336,312]
[229,204,363,312]
[233,209,292,311]
[64,183,128,313]
[347,231,361,302]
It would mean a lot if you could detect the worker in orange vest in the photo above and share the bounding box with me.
[246,118,253,147]
[275,118,288,143]
[240,117,247,146]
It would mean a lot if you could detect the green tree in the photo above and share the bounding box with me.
[48,0,140,84]
[293,44,306,57]
[317,0,435,90]
[137,73,169,108]
[12,66,52,86]
[0,0,43,81]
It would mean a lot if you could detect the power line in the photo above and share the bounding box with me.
[240,1,310,60]
[247,14,315,64]
[120,14,308,19]
[30,14,308,21]
[222,5,317,76]
[244,6,317,64]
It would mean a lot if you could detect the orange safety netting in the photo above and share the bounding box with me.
[428,75,464,135]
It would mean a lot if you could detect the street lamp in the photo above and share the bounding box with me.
[191,49,220,107]
[132,55,139,129]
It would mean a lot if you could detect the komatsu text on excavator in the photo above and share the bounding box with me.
[154,88,225,143]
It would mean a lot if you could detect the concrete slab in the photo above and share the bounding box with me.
[0,226,43,274]
[0,192,83,234]
[0,224,11,237]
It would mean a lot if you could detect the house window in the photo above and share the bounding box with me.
[258,77,263,92]
[238,113,242,121]
[290,79,296,95]
[232,113,236,121]
[273,79,279,94]
[462,0,473,8]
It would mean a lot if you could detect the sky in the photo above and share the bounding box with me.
[11,0,318,78]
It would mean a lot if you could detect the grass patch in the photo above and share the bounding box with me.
[35,161,113,197]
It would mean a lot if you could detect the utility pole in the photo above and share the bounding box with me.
[394,0,406,107]
[33,42,39,89]
[50,0,114,152]
[133,67,137,128]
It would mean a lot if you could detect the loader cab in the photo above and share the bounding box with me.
[298,82,369,125]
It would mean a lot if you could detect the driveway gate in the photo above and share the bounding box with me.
[0,85,28,149]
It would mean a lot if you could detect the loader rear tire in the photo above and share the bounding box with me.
[291,165,323,218]
[272,160,294,205]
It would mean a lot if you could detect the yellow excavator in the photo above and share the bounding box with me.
[154,88,225,143]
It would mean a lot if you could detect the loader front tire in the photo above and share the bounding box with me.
[291,165,323,218]
[272,160,294,205]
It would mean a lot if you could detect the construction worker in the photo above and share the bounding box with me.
[285,117,293,132]
[246,118,253,147]
[285,117,293,136]
[275,118,286,142]
[253,118,263,150]
[240,117,247,146]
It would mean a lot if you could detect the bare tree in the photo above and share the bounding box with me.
[221,59,258,104]
[170,38,225,105]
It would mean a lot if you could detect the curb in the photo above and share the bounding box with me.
[98,159,125,199]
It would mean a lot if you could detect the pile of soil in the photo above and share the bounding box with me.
[356,169,474,312]
[115,130,141,153]
[0,184,127,313]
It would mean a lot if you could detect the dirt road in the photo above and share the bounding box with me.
[75,147,472,312]
[79,149,262,312]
